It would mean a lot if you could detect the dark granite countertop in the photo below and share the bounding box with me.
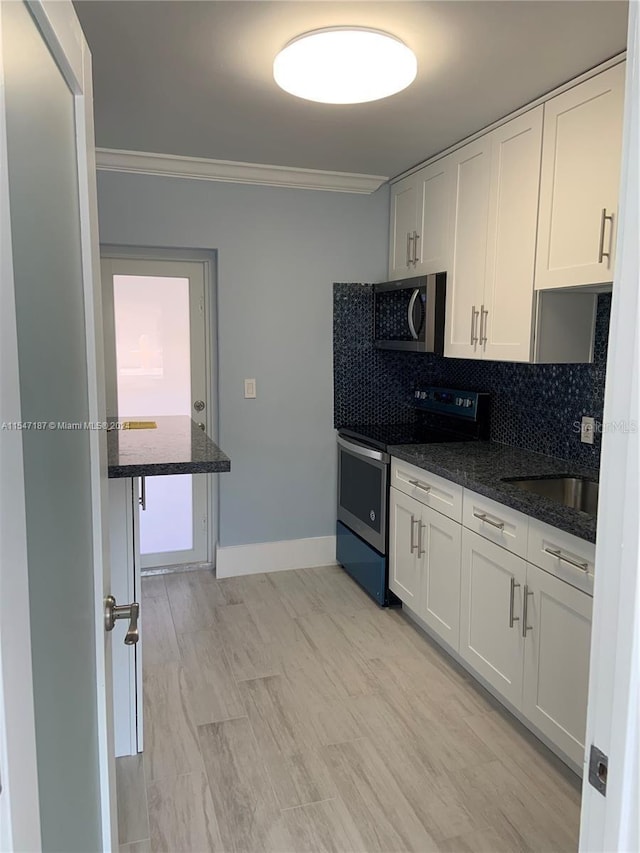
[107,416,230,478]
[389,441,598,543]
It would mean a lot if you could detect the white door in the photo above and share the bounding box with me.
[102,257,209,568]
[0,1,116,850]
[460,529,526,707]
[420,506,462,651]
[535,62,625,290]
[523,563,593,766]
[580,12,639,848]
[482,107,543,362]
[388,487,423,608]
[389,175,417,278]
[414,158,453,275]
[444,137,492,358]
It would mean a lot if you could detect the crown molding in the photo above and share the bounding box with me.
[95,148,388,194]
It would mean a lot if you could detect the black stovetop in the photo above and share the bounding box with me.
[338,422,476,453]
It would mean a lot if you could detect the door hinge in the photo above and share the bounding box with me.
[588,744,608,796]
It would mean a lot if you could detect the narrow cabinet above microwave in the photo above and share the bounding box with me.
[373,273,446,354]
[388,159,452,280]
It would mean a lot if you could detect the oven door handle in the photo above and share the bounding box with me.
[337,435,389,463]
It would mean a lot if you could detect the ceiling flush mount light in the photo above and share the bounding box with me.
[273,27,417,105]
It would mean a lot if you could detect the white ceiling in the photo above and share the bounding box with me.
[74,0,628,179]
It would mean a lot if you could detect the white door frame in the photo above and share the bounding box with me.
[0,1,116,849]
[580,5,639,851]
[101,245,219,567]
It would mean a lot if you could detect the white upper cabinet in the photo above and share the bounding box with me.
[482,108,543,361]
[445,108,543,361]
[389,175,418,279]
[443,136,492,359]
[389,159,453,280]
[535,62,625,289]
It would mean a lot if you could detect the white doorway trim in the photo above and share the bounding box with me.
[101,245,219,568]
[579,5,639,851]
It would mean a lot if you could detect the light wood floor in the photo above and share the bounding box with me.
[117,566,581,853]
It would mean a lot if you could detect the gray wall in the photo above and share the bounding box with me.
[97,172,389,546]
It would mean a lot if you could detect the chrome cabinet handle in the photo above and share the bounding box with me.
[522,586,533,638]
[412,231,420,264]
[509,576,521,628]
[409,514,418,554]
[473,511,505,530]
[407,288,420,340]
[406,232,415,267]
[470,305,479,345]
[418,521,426,558]
[105,595,140,645]
[543,547,589,572]
[598,208,614,264]
[409,479,431,493]
[479,305,488,345]
[138,476,146,511]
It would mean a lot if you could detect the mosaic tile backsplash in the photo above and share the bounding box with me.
[334,283,611,468]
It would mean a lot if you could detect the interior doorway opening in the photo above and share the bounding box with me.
[101,247,218,573]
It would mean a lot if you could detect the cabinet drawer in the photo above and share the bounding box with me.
[527,519,595,596]
[391,458,462,522]
[463,490,529,558]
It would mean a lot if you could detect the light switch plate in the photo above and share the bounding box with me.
[244,378,256,399]
[581,416,595,445]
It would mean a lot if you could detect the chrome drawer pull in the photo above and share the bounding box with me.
[473,511,504,530]
[470,305,479,345]
[418,521,426,557]
[409,479,431,493]
[522,586,533,638]
[543,547,589,572]
[509,576,521,628]
[409,514,418,554]
[598,208,614,263]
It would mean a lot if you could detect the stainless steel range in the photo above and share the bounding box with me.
[336,387,490,606]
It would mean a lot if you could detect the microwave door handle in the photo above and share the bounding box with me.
[407,288,420,340]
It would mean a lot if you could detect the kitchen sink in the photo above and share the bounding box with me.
[501,476,599,517]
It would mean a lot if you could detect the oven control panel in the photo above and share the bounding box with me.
[413,387,488,421]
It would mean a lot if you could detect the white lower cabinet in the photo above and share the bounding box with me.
[389,486,461,650]
[522,562,593,766]
[391,458,596,770]
[389,487,423,610]
[460,528,526,707]
[459,526,593,767]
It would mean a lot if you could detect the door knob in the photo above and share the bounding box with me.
[193,400,205,412]
[105,595,139,645]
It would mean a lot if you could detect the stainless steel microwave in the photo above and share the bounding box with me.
[373,272,446,353]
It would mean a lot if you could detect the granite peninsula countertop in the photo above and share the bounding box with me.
[389,441,598,543]
[107,415,230,478]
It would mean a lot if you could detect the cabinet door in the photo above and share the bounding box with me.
[389,175,417,279]
[420,506,462,651]
[482,108,543,362]
[523,563,592,766]
[535,63,625,289]
[444,137,491,358]
[414,159,453,276]
[460,529,526,707]
[388,487,423,608]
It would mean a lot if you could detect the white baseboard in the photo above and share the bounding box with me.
[216,535,337,578]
